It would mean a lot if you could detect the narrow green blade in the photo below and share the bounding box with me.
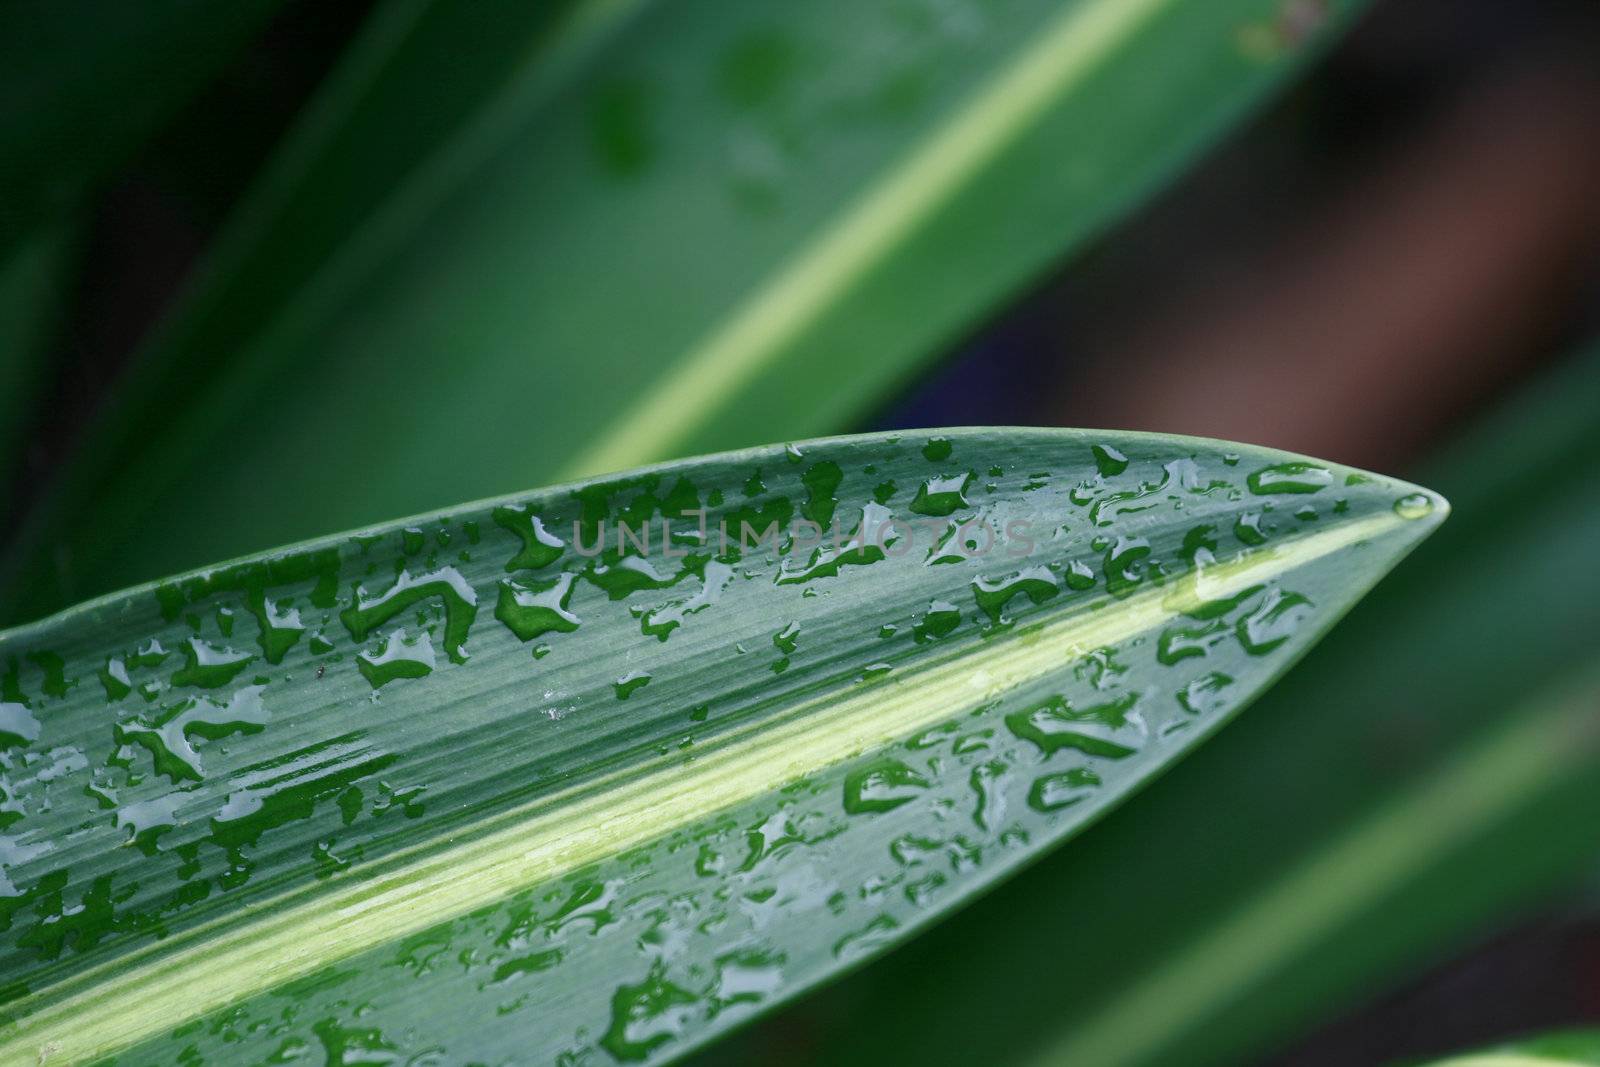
[0,429,1439,1064]
[0,0,1373,622]
[717,349,1600,1067]
[0,0,282,251]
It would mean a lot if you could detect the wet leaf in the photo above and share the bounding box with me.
[0,428,1441,1064]
[722,349,1600,1067]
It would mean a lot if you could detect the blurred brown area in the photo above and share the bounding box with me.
[1270,909,1600,1066]
[1065,52,1600,469]
[885,0,1600,477]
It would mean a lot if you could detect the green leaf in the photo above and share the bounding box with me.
[0,0,283,250]
[1419,1031,1600,1067]
[0,429,1439,1064]
[713,348,1600,1067]
[0,0,1373,623]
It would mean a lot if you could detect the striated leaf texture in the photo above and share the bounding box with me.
[0,0,1375,621]
[0,429,1442,1064]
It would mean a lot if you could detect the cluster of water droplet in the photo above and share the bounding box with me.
[0,432,1429,1063]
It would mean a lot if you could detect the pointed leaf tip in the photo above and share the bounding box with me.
[0,428,1442,1064]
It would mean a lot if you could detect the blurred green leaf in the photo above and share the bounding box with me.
[703,347,1600,1067]
[0,0,1373,624]
[0,429,1439,1064]
[1419,1030,1600,1066]
[0,0,283,250]
[0,226,77,519]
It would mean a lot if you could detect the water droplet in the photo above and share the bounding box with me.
[969,760,1007,829]
[170,638,253,689]
[843,758,930,814]
[1178,671,1235,715]
[1156,619,1230,665]
[1063,560,1096,591]
[1237,587,1314,655]
[772,623,800,655]
[909,473,973,517]
[116,686,269,782]
[601,963,700,1061]
[922,437,953,462]
[491,504,564,570]
[800,461,843,529]
[491,948,563,984]
[1005,692,1144,759]
[712,948,783,1008]
[1027,767,1102,812]
[912,601,962,643]
[1103,536,1152,599]
[972,567,1059,625]
[1393,492,1435,520]
[356,630,436,689]
[589,555,677,599]
[115,793,183,854]
[1091,443,1129,477]
[313,1017,401,1067]
[859,662,893,682]
[1247,462,1333,495]
[832,914,899,961]
[0,702,41,747]
[341,567,477,664]
[495,573,580,642]
[1234,511,1269,546]
[614,671,651,701]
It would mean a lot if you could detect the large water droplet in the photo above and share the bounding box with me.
[1005,692,1144,759]
[1393,492,1435,520]
[909,473,973,517]
[1236,587,1314,655]
[1091,443,1129,477]
[1027,767,1101,812]
[843,758,931,814]
[356,630,436,689]
[1247,462,1333,495]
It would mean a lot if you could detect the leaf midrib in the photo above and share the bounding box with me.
[0,513,1401,1064]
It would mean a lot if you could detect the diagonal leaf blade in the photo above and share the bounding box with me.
[0,428,1441,1063]
[0,0,1375,622]
[724,349,1600,1067]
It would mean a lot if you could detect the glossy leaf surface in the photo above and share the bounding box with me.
[708,350,1600,1067]
[0,0,1373,622]
[0,429,1440,1064]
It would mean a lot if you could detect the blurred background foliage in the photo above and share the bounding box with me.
[1,0,1598,1063]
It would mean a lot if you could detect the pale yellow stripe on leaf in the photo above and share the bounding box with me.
[562,0,1173,479]
[3,513,1398,1064]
